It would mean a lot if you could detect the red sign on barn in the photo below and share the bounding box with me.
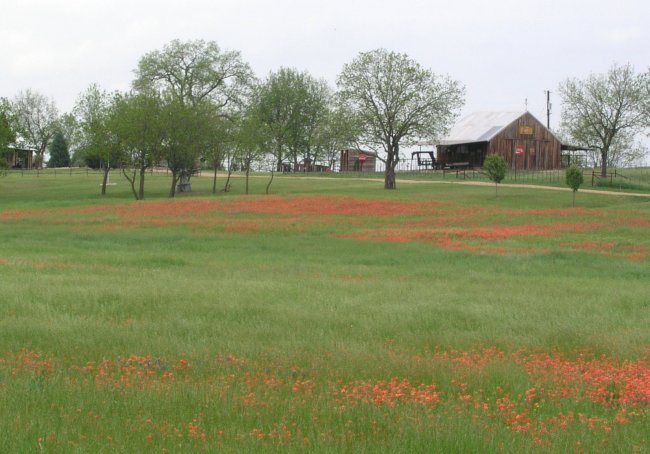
[515,145,524,156]
[358,154,367,162]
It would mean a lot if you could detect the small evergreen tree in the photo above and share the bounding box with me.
[48,131,70,168]
[483,154,507,196]
[565,164,584,207]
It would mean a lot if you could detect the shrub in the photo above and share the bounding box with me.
[483,154,507,196]
[565,164,584,206]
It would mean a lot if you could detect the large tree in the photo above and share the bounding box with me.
[161,97,215,198]
[337,49,465,189]
[202,113,236,194]
[559,63,650,177]
[133,39,253,110]
[109,91,166,200]
[133,39,254,189]
[234,104,270,194]
[74,84,121,195]
[313,102,361,170]
[256,68,331,171]
[11,89,59,168]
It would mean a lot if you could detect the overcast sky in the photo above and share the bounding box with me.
[1,0,648,130]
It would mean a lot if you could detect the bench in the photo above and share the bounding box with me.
[444,162,470,170]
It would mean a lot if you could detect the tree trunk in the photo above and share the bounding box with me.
[212,164,218,194]
[122,167,138,200]
[572,189,576,207]
[600,148,608,178]
[169,171,178,198]
[245,165,250,195]
[224,165,233,192]
[384,143,398,190]
[266,167,275,195]
[384,167,397,189]
[101,167,109,195]
[138,165,146,200]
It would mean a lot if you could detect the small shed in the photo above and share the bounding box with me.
[2,146,34,169]
[437,112,562,170]
[340,149,377,172]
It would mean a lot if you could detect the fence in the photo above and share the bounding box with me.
[3,167,101,177]
[3,165,650,192]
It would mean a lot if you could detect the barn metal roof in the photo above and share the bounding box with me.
[438,111,526,145]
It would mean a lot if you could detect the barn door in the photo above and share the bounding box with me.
[514,140,526,170]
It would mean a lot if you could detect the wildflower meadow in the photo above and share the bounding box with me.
[1,172,649,452]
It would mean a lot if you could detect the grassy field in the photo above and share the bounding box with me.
[1,171,649,452]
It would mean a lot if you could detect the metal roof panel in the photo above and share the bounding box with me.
[440,111,525,143]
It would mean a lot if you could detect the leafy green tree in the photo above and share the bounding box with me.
[337,49,465,189]
[200,111,235,194]
[11,89,59,168]
[559,63,650,177]
[313,102,362,170]
[47,131,70,167]
[234,104,269,194]
[134,39,253,109]
[0,98,15,149]
[483,154,507,196]
[133,39,254,190]
[161,98,214,198]
[256,68,330,172]
[109,91,166,200]
[73,84,122,195]
[1,98,16,171]
[565,164,584,207]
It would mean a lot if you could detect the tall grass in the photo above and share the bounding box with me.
[1,172,649,452]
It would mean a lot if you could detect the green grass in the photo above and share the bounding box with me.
[1,171,649,452]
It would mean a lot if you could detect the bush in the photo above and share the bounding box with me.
[565,164,584,206]
[483,154,507,196]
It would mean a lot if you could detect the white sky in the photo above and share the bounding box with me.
[1,0,648,130]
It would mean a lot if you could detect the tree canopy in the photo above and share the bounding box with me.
[565,164,584,207]
[256,68,331,171]
[109,91,166,200]
[11,89,59,168]
[337,49,465,189]
[73,84,122,194]
[559,63,650,177]
[133,39,254,111]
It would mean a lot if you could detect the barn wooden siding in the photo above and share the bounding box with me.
[487,112,561,170]
[340,149,377,172]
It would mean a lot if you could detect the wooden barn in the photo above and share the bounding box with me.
[436,112,562,170]
[340,149,377,172]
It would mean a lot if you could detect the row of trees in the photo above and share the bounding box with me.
[2,40,649,195]
[4,41,466,195]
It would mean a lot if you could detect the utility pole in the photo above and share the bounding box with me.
[544,90,552,129]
